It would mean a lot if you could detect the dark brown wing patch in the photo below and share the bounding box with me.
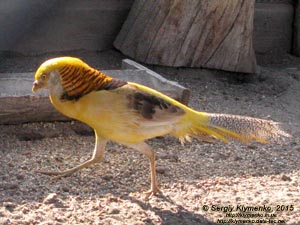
[129,92,184,120]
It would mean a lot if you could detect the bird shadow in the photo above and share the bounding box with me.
[120,193,216,225]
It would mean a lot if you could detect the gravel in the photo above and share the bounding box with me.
[0,50,300,224]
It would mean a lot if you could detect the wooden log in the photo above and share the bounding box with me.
[122,59,190,104]
[0,59,190,124]
[114,0,257,73]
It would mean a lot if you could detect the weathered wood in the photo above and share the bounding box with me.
[0,96,66,124]
[114,0,257,73]
[122,59,190,104]
[0,60,190,124]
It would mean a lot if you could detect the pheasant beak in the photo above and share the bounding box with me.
[32,80,41,93]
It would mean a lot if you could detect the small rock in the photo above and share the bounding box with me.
[16,174,25,180]
[61,186,70,192]
[236,197,241,201]
[157,153,169,159]
[108,208,120,214]
[3,202,17,210]
[43,193,58,204]
[102,174,114,181]
[169,155,179,162]
[1,197,14,202]
[22,151,33,158]
[0,182,19,190]
[0,175,7,181]
[21,207,30,214]
[43,193,65,208]
[234,156,243,161]
[0,218,11,225]
[281,174,292,182]
[75,196,82,201]
[107,196,119,203]
[156,166,168,174]
[20,165,28,170]
[193,193,201,199]
[247,145,258,150]
[211,153,228,161]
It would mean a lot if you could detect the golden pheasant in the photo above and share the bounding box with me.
[32,57,289,198]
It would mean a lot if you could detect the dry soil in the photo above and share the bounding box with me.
[0,50,300,224]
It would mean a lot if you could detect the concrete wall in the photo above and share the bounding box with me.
[254,1,294,55]
[0,0,295,58]
[0,0,133,54]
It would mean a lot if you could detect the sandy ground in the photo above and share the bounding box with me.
[0,50,300,224]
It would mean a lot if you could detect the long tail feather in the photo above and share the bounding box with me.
[207,113,290,143]
[185,112,290,144]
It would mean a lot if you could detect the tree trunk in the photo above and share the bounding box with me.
[114,0,257,73]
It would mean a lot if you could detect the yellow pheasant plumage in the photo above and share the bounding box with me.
[32,57,289,198]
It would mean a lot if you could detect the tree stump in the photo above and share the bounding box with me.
[114,0,257,73]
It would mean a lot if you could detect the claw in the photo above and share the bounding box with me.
[144,186,161,200]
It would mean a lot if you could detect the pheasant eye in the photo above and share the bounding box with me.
[41,74,47,80]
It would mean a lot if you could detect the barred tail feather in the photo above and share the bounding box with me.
[182,112,290,144]
[206,113,290,143]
